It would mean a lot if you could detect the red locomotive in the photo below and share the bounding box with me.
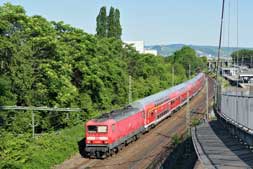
[85,73,205,158]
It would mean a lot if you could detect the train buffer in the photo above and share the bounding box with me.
[192,121,253,169]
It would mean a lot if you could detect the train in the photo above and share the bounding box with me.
[85,73,205,158]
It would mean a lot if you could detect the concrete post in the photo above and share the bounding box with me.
[206,77,209,121]
[128,75,132,104]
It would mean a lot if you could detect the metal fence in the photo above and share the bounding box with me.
[220,91,253,130]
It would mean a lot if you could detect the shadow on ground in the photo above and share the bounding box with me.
[78,138,87,157]
[209,120,253,167]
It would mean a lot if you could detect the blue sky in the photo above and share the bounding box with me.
[1,0,253,47]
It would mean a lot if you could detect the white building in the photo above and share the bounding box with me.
[124,41,144,53]
[124,40,158,56]
[144,49,158,56]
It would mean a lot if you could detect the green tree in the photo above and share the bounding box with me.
[231,49,253,67]
[96,6,121,39]
[114,9,122,39]
[96,6,107,37]
[0,76,16,106]
[107,7,115,38]
[168,46,206,76]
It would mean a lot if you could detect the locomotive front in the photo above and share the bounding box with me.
[85,119,114,158]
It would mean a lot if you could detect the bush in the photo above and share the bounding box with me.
[191,118,201,127]
[171,133,181,146]
[0,124,84,169]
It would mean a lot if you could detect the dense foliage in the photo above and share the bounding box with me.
[96,6,122,39]
[1,124,84,169]
[0,3,206,168]
[231,49,253,67]
[167,46,207,77]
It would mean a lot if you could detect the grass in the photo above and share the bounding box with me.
[171,134,181,146]
[191,118,201,127]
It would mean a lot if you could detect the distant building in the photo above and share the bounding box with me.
[144,49,158,56]
[124,40,158,56]
[221,67,238,76]
[124,41,144,53]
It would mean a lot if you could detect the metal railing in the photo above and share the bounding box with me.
[220,91,253,130]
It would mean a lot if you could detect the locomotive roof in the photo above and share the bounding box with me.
[131,73,204,109]
[94,106,140,122]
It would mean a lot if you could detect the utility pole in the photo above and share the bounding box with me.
[216,0,225,105]
[29,111,38,139]
[188,64,191,79]
[186,91,190,136]
[128,75,132,104]
[251,55,252,68]
[172,66,175,86]
[66,113,69,120]
[185,90,191,158]
[32,111,35,138]
[206,77,209,121]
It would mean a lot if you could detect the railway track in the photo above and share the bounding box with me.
[56,77,215,169]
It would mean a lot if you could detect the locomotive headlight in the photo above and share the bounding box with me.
[99,136,108,140]
[87,136,95,140]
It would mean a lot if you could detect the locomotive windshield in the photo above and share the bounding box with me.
[97,126,107,132]
[88,125,107,133]
[88,126,97,133]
